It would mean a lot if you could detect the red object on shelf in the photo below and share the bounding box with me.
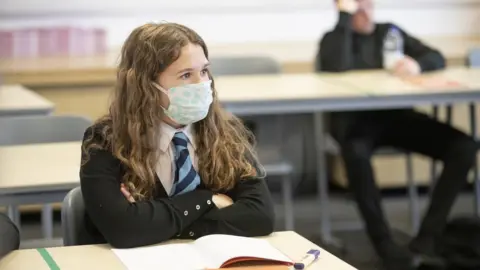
[0,30,14,58]
[1,26,107,59]
[0,29,39,58]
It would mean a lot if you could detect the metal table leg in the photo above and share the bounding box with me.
[469,103,480,216]
[406,152,420,235]
[42,204,54,239]
[313,112,343,249]
[429,106,440,194]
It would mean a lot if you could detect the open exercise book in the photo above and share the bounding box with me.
[112,234,294,270]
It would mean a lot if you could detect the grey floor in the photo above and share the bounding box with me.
[17,190,476,270]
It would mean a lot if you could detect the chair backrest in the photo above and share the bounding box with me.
[209,56,281,76]
[466,48,480,67]
[0,115,91,146]
[61,187,86,246]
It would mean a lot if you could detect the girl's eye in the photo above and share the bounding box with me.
[180,72,191,80]
[200,68,208,75]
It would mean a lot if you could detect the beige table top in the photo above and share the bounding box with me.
[0,142,81,193]
[322,67,480,96]
[0,231,356,270]
[433,67,480,88]
[215,73,365,102]
[0,85,54,114]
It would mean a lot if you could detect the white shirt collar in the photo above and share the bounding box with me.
[159,122,195,153]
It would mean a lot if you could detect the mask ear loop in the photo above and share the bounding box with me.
[152,82,169,95]
[152,82,170,111]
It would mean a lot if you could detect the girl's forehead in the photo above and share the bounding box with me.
[167,44,208,72]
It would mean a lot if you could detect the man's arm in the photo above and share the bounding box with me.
[316,12,355,72]
[396,24,446,72]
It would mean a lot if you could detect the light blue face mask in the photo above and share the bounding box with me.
[153,80,213,125]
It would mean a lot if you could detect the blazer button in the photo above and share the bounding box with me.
[196,205,200,210]
[207,200,211,205]
[184,210,188,216]
[189,231,195,237]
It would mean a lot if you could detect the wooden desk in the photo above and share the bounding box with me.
[0,85,54,116]
[0,142,81,207]
[215,73,363,102]
[0,231,356,270]
[322,68,480,96]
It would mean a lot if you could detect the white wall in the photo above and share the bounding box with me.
[1,0,480,48]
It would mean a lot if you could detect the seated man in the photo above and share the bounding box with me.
[316,0,478,269]
[0,214,20,259]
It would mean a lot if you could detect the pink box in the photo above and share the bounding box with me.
[57,27,84,56]
[1,26,108,58]
[12,28,39,58]
[93,28,107,55]
[38,28,60,57]
[0,30,14,58]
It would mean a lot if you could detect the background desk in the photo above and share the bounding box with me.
[0,142,81,219]
[0,85,54,117]
[0,231,356,270]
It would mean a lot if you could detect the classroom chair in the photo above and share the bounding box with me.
[61,187,87,246]
[209,56,281,75]
[466,48,480,216]
[0,115,92,240]
[327,138,420,234]
[209,56,295,230]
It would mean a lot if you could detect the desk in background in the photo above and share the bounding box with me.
[0,85,54,116]
[0,231,356,270]
[0,142,81,219]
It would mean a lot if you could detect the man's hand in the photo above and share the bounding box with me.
[393,56,421,76]
[212,194,234,209]
[337,0,359,14]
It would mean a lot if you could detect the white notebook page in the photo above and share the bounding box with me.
[193,234,293,268]
[112,243,207,270]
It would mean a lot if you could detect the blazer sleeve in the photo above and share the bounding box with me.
[394,24,446,72]
[175,159,275,239]
[80,127,216,248]
[316,12,355,72]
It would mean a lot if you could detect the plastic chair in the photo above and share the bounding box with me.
[209,56,281,76]
[61,187,86,246]
[0,115,91,145]
[466,48,480,215]
[326,137,419,234]
[466,48,480,67]
[210,56,295,229]
[0,115,92,239]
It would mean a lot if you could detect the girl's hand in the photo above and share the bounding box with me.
[212,194,233,209]
[120,183,136,203]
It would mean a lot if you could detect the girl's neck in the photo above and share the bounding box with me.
[162,117,185,130]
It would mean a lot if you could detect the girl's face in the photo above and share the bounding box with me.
[156,43,210,126]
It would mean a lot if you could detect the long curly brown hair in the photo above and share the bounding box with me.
[82,23,260,200]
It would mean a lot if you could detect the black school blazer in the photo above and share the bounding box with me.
[79,124,275,248]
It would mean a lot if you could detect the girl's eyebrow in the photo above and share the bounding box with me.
[176,63,210,75]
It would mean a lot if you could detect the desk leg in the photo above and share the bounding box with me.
[41,204,53,239]
[469,103,480,216]
[313,112,342,248]
[429,106,440,194]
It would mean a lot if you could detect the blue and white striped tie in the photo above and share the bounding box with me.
[171,132,201,196]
